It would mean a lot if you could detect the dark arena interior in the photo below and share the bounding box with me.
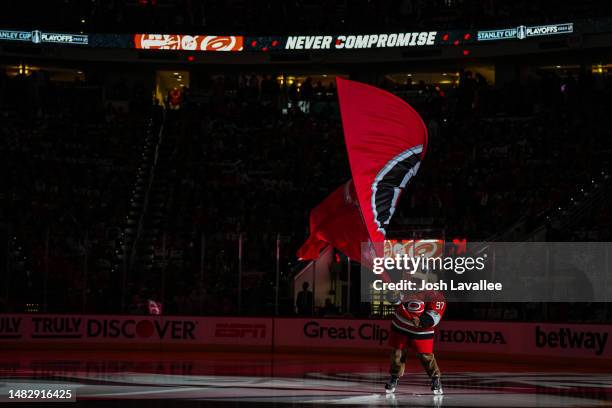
[1,1,612,407]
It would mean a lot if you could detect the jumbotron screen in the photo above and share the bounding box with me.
[0,21,576,51]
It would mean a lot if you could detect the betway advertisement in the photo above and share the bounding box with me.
[0,315,609,360]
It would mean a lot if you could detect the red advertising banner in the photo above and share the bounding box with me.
[1,314,610,361]
[134,34,243,51]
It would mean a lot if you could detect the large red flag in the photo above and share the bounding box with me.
[336,77,428,245]
[297,180,369,261]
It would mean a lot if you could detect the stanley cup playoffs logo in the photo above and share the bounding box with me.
[31,30,42,44]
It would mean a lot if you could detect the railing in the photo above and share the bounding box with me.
[129,114,166,270]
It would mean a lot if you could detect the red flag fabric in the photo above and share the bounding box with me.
[297,180,369,261]
[336,77,428,245]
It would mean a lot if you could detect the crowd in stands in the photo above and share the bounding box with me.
[0,69,151,313]
[0,64,610,322]
[386,69,612,242]
[2,0,611,35]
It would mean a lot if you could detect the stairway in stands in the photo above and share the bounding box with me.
[126,110,180,303]
[114,112,166,309]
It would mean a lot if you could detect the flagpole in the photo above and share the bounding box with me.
[311,257,316,316]
[5,227,11,310]
[200,232,205,290]
[238,232,243,314]
[82,231,88,313]
[274,233,280,316]
[43,228,49,313]
[346,256,351,314]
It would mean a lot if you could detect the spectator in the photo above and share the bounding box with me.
[296,282,314,316]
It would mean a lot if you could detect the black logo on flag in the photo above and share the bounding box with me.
[371,145,423,235]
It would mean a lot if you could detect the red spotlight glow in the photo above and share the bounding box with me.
[462,49,471,56]
[442,33,449,41]
[453,39,460,46]
[187,55,195,62]
[251,40,257,47]
[272,40,279,47]
[464,33,471,40]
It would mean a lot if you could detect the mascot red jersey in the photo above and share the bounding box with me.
[387,290,446,394]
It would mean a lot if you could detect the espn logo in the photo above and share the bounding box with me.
[214,323,267,338]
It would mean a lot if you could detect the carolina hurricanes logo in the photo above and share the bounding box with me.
[405,300,425,313]
[200,36,243,51]
[371,144,423,235]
